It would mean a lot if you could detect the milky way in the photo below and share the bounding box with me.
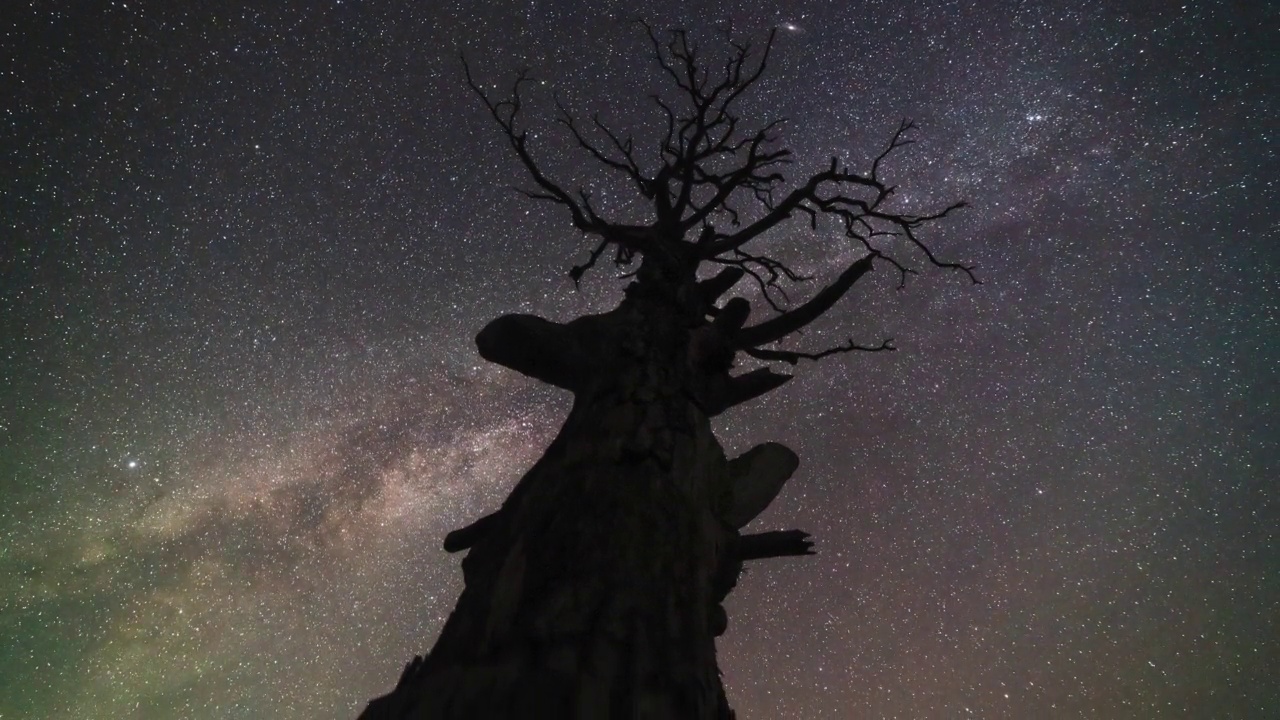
[3,1,1275,718]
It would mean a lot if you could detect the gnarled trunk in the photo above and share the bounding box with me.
[360,266,803,719]
[359,19,974,718]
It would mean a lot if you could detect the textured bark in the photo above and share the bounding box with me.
[359,264,798,719]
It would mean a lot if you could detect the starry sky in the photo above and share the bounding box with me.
[2,0,1276,718]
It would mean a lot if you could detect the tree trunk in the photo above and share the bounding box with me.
[360,264,806,719]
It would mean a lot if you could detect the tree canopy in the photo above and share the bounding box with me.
[463,21,977,368]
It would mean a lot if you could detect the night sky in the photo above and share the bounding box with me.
[3,1,1276,718]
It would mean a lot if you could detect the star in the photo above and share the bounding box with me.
[3,3,1270,718]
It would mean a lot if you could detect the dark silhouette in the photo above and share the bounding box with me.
[361,22,975,719]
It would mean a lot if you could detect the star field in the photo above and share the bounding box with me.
[2,1,1276,718]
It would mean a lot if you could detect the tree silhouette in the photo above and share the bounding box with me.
[360,22,975,720]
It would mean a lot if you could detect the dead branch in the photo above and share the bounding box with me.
[443,511,499,553]
[736,530,815,561]
[697,267,747,306]
[734,253,876,348]
[462,58,603,237]
[703,367,793,415]
[744,338,895,365]
[554,95,652,198]
[467,25,975,356]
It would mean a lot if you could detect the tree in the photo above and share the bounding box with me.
[359,22,975,720]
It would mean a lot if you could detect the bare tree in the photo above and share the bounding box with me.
[360,22,975,720]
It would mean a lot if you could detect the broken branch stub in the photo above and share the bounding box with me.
[703,367,793,416]
[697,267,747,305]
[736,529,815,561]
[720,442,799,528]
[475,314,586,391]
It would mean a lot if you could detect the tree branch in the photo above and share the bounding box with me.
[743,337,895,365]
[703,122,978,289]
[462,57,606,237]
[710,248,811,313]
[735,253,876,348]
[443,511,500,553]
[554,95,652,198]
[569,240,610,286]
[697,266,746,306]
[736,530,815,561]
[703,367,793,415]
[467,27,976,358]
